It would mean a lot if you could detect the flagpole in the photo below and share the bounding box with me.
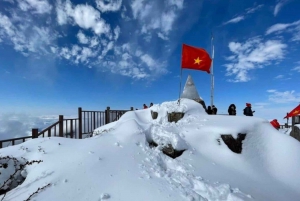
[210,33,215,107]
[178,53,182,105]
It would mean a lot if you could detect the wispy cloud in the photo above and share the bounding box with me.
[223,4,263,25]
[274,0,289,16]
[0,0,188,80]
[223,16,245,25]
[275,75,284,79]
[292,66,300,72]
[266,20,300,42]
[0,12,56,55]
[267,89,300,103]
[17,0,52,14]
[224,37,287,82]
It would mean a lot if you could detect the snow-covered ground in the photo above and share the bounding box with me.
[0,99,300,201]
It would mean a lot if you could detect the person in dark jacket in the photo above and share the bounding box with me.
[243,103,255,116]
[228,104,236,115]
[149,103,153,107]
[206,106,213,114]
[212,105,217,115]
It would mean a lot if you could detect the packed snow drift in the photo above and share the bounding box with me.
[0,99,300,201]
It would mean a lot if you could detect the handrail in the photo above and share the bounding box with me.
[0,136,32,143]
[38,121,59,137]
[0,106,133,149]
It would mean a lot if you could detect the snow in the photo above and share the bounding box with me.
[1,99,300,201]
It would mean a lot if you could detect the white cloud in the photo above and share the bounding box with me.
[246,4,263,14]
[223,16,245,25]
[266,20,300,34]
[224,37,287,82]
[95,0,122,12]
[55,0,111,36]
[77,31,89,44]
[114,26,120,40]
[223,4,263,26]
[268,90,300,103]
[59,45,97,64]
[0,13,55,55]
[292,66,300,72]
[157,32,169,40]
[275,75,284,79]
[90,37,99,48]
[266,20,300,41]
[130,0,183,39]
[17,0,52,14]
[274,0,289,16]
[73,4,110,35]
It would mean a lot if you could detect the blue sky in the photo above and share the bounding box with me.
[0,0,299,122]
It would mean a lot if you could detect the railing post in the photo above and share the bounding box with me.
[93,112,96,129]
[32,128,38,139]
[105,107,110,124]
[59,115,64,137]
[130,107,133,111]
[78,107,82,139]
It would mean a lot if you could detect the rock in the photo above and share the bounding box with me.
[290,126,300,142]
[168,112,184,123]
[220,134,246,154]
[151,111,158,119]
[148,141,185,159]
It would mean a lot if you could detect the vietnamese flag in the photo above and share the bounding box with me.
[181,44,212,73]
[284,104,300,118]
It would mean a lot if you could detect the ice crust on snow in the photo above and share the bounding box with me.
[0,99,300,201]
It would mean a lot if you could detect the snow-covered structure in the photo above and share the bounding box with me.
[181,75,207,109]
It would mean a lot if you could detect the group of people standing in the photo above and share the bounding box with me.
[206,105,218,115]
[205,103,255,116]
[143,103,153,109]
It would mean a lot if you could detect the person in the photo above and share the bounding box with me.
[243,103,255,116]
[228,104,236,115]
[143,104,148,109]
[212,105,217,115]
[149,103,153,107]
[206,106,213,114]
[270,119,280,130]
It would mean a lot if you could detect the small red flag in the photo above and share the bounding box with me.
[284,104,300,118]
[181,44,212,73]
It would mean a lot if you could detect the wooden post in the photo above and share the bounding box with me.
[105,107,110,124]
[78,107,82,139]
[32,128,38,139]
[59,115,64,137]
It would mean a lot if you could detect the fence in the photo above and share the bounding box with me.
[0,106,133,149]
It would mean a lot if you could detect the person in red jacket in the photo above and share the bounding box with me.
[270,119,280,130]
[143,104,148,109]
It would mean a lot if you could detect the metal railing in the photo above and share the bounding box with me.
[0,106,133,149]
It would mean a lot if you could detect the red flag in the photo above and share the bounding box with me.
[284,104,300,118]
[181,44,212,73]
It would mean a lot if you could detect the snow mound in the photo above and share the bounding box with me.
[1,99,300,201]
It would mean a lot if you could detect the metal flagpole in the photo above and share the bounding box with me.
[210,33,215,107]
[178,45,183,105]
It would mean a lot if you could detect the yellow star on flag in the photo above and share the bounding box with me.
[194,57,202,65]
[293,110,299,114]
